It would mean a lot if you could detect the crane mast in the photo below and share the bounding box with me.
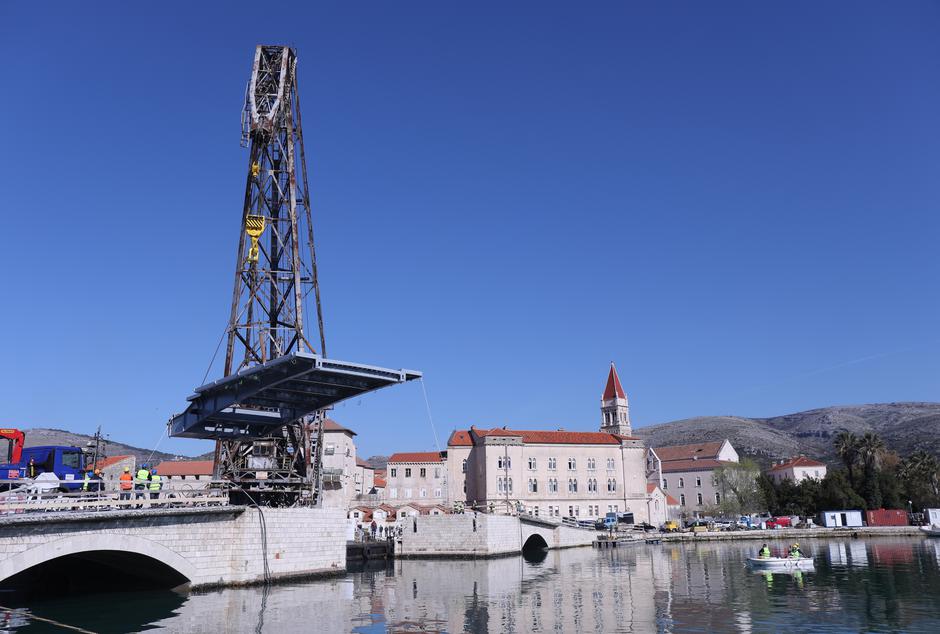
[218,45,325,506]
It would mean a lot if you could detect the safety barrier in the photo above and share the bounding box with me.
[0,480,229,515]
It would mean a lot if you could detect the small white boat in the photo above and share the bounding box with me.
[747,556,815,571]
[919,525,940,537]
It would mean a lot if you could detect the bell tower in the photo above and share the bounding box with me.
[600,362,631,436]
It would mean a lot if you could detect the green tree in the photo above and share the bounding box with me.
[834,431,860,484]
[714,459,764,515]
[816,469,866,511]
[898,451,940,510]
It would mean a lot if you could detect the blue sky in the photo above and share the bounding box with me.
[1,2,938,459]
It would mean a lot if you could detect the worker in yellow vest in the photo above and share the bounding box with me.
[149,468,162,504]
[135,465,150,503]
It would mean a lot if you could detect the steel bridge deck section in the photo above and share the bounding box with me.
[169,351,421,439]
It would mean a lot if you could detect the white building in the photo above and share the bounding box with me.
[767,456,827,484]
[650,439,739,518]
[445,364,655,523]
[386,452,448,505]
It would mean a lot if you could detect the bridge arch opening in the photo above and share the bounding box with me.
[0,550,190,599]
[522,533,549,562]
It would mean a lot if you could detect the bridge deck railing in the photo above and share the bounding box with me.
[0,480,230,515]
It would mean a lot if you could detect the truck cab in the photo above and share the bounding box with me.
[1,445,87,491]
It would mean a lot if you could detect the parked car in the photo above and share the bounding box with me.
[685,520,710,533]
[766,516,792,529]
[661,520,680,533]
[632,522,656,532]
[577,519,596,529]
[711,519,734,531]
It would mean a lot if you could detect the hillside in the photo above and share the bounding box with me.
[634,402,940,466]
[20,428,185,465]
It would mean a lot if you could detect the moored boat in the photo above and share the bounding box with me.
[747,556,815,571]
[919,525,940,537]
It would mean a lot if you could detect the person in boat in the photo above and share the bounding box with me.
[789,542,803,558]
[759,543,771,558]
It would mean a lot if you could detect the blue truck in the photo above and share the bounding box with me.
[0,429,88,491]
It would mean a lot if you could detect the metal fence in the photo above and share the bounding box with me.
[0,480,229,515]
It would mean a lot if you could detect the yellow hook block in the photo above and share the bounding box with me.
[245,215,266,263]
[251,162,261,178]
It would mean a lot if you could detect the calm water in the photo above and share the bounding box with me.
[7,537,940,633]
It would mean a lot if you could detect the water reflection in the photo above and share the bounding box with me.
[13,538,940,632]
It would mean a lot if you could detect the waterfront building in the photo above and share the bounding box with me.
[766,456,827,483]
[321,419,360,507]
[648,439,739,518]
[386,452,448,505]
[647,483,681,525]
[355,458,377,501]
[152,460,214,489]
[446,364,653,521]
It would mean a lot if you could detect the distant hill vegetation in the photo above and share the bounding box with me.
[635,402,940,465]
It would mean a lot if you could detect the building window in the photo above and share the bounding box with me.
[568,478,578,493]
[678,477,684,488]
[528,478,538,493]
[498,456,511,469]
[715,492,721,504]
[587,458,595,470]
[404,488,412,498]
[607,458,615,470]
[420,468,427,478]
[548,457,557,470]
[390,468,397,478]
[663,478,668,489]
[814,470,820,478]
[434,468,440,479]
[498,478,504,493]
[695,477,702,488]
[462,460,467,473]
[508,477,513,493]
[680,494,686,506]
[390,488,397,498]
[696,493,703,505]
[549,478,558,493]
[528,457,537,470]
[534,507,539,517]
[607,478,616,492]
[434,488,442,498]
[548,505,554,516]
[568,458,576,470]
[568,505,574,517]
[420,488,427,498]
[405,468,412,478]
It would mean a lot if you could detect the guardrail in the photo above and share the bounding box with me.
[0,480,230,515]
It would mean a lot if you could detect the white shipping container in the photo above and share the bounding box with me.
[820,510,864,528]
[926,508,940,527]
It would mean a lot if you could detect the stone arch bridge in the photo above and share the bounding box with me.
[0,507,346,591]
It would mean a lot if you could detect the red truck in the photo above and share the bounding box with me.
[766,516,793,529]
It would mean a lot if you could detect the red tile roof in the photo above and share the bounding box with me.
[647,483,658,494]
[356,458,374,469]
[374,476,386,487]
[153,460,214,477]
[660,458,734,473]
[665,493,680,506]
[447,430,473,446]
[87,455,133,471]
[323,419,356,436]
[602,363,627,400]
[769,456,827,471]
[387,451,444,464]
[472,427,635,445]
[654,441,725,463]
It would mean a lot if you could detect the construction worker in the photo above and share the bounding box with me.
[759,543,771,558]
[789,542,803,558]
[149,468,162,503]
[135,464,150,504]
[82,469,94,492]
[119,466,133,503]
[27,457,36,479]
[92,469,103,493]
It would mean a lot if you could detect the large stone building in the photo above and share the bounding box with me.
[446,364,655,522]
[386,452,448,506]
[648,439,739,518]
[320,419,363,508]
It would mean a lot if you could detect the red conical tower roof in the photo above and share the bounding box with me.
[602,362,626,400]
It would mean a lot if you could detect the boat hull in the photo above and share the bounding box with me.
[920,526,940,537]
[747,557,815,570]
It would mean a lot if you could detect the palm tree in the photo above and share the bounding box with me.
[834,431,859,480]
[858,432,885,472]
